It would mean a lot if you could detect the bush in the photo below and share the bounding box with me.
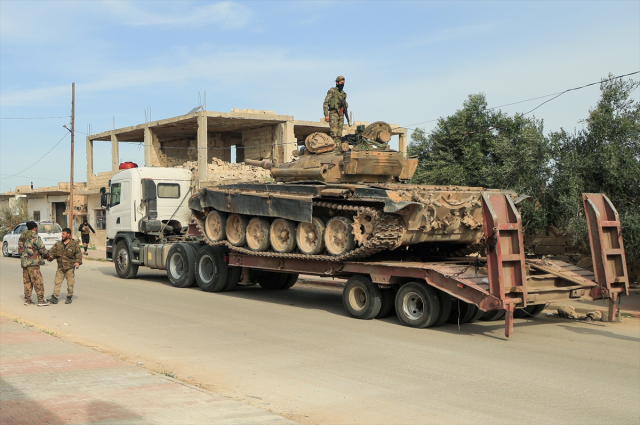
[0,200,31,240]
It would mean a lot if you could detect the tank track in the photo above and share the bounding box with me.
[193,202,404,261]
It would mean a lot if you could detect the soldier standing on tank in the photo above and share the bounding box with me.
[323,76,348,142]
[47,227,82,305]
[19,221,50,306]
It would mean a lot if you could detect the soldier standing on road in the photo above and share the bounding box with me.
[19,221,50,306]
[78,219,96,255]
[323,76,348,142]
[47,227,82,305]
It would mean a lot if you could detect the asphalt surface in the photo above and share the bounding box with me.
[1,255,639,424]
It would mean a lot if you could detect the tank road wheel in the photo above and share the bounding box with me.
[325,216,356,256]
[514,304,546,318]
[167,243,196,288]
[115,241,139,279]
[195,246,229,292]
[376,287,396,319]
[270,219,297,253]
[343,275,382,320]
[246,217,271,252]
[395,282,440,328]
[432,289,453,327]
[480,309,506,321]
[296,217,325,255]
[204,210,226,242]
[226,214,248,247]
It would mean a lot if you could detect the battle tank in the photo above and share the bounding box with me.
[189,122,524,260]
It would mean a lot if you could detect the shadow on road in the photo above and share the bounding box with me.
[557,324,640,342]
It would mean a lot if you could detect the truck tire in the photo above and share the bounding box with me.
[114,240,139,279]
[447,299,478,325]
[167,243,196,288]
[514,304,546,318]
[432,288,452,327]
[256,271,298,289]
[222,266,242,292]
[480,309,506,321]
[467,305,485,324]
[195,246,228,292]
[343,275,382,320]
[376,288,395,318]
[395,282,440,328]
[280,273,299,289]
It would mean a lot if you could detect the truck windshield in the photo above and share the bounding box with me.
[39,223,62,234]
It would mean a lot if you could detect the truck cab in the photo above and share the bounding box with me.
[102,166,193,276]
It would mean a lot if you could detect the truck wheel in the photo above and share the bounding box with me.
[515,304,545,318]
[432,289,452,327]
[167,243,196,288]
[2,242,10,257]
[280,273,299,289]
[324,216,356,256]
[204,210,226,242]
[270,219,296,253]
[246,217,271,252]
[480,309,506,321]
[447,300,477,324]
[296,217,325,255]
[114,241,139,279]
[195,246,228,292]
[226,214,248,247]
[256,272,298,289]
[467,305,484,324]
[395,282,440,328]
[376,287,395,318]
[343,275,382,320]
[222,266,242,292]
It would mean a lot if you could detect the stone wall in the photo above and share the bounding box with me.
[242,126,276,160]
[178,159,271,186]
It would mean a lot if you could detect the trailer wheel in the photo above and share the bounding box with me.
[447,299,477,324]
[226,214,248,247]
[204,210,226,242]
[195,246,228,292]
[432,289,452,327]
[167,243,196,288]
[114,240,139,279]
[514,304,546,318]
[256,271,299,290]
[246,217,271,252]
[296,217,325,255]
[395,282,440,328]
[467,305,485,324]
[376,288,395,318]
[480,309,506,321]
[222,266,242,292]
[343,275,381,320]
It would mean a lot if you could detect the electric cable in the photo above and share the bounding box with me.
[0,133,69,180]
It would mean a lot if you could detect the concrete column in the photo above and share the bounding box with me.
[144,127,152,166]
[197,113,208,187]
[398,131,408,156]
[276,121,296,163]
[111,134,119,174]
[86,137,93,183]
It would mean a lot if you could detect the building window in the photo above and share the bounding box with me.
[110,183,121,207]
[96,210,106,230]
[33,211,40,221]
[157,183,180,198]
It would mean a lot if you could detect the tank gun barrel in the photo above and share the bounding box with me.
[245,159,278,169]
[271,166,329,179]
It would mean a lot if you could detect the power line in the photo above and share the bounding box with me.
[0,133,69,180]
[0,116,70,120]
[0,174,62,182]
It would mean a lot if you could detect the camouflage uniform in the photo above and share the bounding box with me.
[18,231,49,304]
[323,80,348,141]
[49,239,82,299]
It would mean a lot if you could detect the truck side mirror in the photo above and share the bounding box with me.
[100,187,109,210]
[141,179,157,201]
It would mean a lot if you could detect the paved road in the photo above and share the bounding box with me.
[1,256,639,424]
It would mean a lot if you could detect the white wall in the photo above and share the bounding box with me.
[27,197,53,222]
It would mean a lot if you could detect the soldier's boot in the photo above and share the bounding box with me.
[65,297,72,304]
[24,299,34,306]
[48,296,58,304]
[37,299,50,307]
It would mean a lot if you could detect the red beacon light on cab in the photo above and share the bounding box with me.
[119,162,138,170]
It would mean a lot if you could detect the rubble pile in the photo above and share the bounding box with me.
[556,305,603,321]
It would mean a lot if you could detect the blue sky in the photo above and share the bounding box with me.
[1,0,638,192]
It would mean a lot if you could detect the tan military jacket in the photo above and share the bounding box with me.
[49,239,83,270]
[323,87,348,117]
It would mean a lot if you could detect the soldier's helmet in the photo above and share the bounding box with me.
[335,75,345,82]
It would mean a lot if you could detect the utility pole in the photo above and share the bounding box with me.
[69,83,75,232]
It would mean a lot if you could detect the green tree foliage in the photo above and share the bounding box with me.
[548,76,640,258]
[0,199,31,240]
[408,93,552,234]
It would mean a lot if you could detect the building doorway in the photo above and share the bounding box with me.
[53,202,67,228]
